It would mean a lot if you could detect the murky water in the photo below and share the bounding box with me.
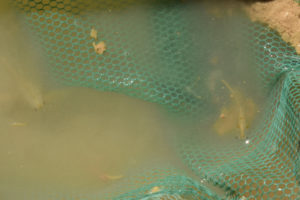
[0,3,174,196]
[0,1,270,199]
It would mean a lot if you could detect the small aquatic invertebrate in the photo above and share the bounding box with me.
[185,76,202,100]
[20,78,44,110]
[213,80,257,139]
[11,122,27,127]
[222,80,247,139]
[186,86,202,100]
[1,58,44,110]
[99,173,123,181]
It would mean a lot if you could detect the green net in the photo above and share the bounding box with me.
[7,0,300,199]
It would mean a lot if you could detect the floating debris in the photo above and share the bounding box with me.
[90,27,98,40]
[93,41,106,55]
[148,186,161,194]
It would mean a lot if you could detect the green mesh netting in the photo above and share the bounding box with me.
[9,0,300,199]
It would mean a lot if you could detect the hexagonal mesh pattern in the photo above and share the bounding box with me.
[11,0,300,199]
[19,166,222,200]
[178,71,300,199]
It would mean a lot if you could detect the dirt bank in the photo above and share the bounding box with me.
[245,0,300,54]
